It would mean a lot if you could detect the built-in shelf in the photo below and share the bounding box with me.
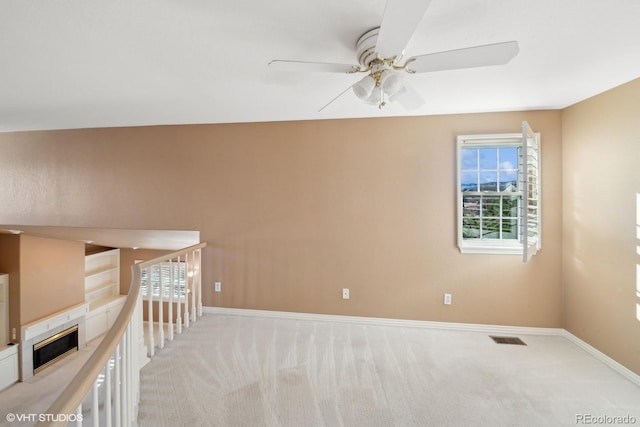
[84,249,125,342]
[85,264,118,278]
[85,248,120,304]
[86,281,118,298]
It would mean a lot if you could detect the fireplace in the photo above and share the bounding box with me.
[33,325,79,374]
[20,303,88,381]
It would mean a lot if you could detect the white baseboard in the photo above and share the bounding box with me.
[202,306,563,335]
[202,306,640,386]
[562,330,640,387]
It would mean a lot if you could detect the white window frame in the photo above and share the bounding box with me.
[457,122,541,260]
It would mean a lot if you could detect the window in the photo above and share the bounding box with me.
[457,121,541,261]
[139,261,187,300]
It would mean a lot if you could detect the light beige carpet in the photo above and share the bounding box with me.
[137,314,640,427]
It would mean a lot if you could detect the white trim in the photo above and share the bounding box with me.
[459,242,522,255]
[202,306,562,336]
[458,133,523,145]
[562,330,640,387]
[22,302,89,342]
[202,307,640,386]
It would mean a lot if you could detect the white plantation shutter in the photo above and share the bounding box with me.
[140,261,187,299]
[521,121,541,262]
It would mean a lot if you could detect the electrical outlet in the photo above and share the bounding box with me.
[342,288,350,300]
[214,281,221,292]
[444,293,452,305]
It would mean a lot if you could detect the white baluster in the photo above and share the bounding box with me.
[92,379,99,427]
[133,315,141,415]
[147,266,154,357]
[115,344,121,427]
[197,249,203,318]
[136,292,148,367]
[191,251,196,323]
[168,258,174,341]
[121,331,128,427]
[176,255,182,335]
[133,297,143,403]
[158,262,165,349]
[184,252,190,329]
[76,404,82,427]
[126,322,133,426]
[130,322,136,425]
[106,355,112,427]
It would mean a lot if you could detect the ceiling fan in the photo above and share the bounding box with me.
[268,0,519,111]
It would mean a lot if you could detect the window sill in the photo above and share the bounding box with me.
[459,243,523,255]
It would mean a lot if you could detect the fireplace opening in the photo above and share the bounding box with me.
[33,325,79,374]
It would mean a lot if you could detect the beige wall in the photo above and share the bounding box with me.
[0,110,564,328]
[18,235,84,325]
[562,78,640,375]
[0,234,84,339]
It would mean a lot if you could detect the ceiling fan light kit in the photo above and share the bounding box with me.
[269,0,519,111]
[380,71,404,96]
[353,75,376,100]
[353,68,406,109]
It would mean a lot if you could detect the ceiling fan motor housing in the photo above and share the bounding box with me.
[356,27,401,76]
[356,27,382,68]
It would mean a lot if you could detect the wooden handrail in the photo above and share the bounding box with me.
[37,242,207,426]
[136,242,207,270]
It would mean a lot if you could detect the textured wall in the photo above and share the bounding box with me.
[562,78,640,375]
[0,110,563,327]
[18,235,84,325]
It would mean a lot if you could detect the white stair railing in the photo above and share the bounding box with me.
[37,242,207,427]
[143,245,204,356]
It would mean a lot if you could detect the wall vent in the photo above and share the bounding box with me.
[490,336,526,345]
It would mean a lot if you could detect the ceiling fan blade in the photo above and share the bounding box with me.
[405,41,519,73]
[268,60,358,74]
[375,0,433,59]
[318,82,358,112]
[390,83,425,110]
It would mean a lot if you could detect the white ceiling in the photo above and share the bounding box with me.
[1,0,640,133]
[1,0,639,248]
